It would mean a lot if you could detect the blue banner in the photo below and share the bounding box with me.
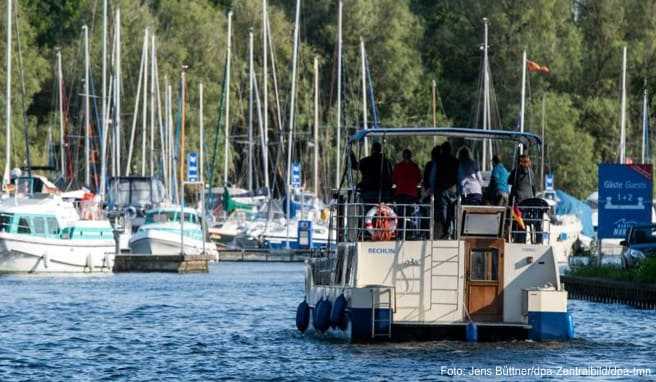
[598,164,653,239]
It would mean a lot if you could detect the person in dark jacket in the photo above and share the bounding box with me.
[508,154,535,204]
[423,141,459,239]
[353,141,393,202]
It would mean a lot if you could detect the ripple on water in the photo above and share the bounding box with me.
[0,263,654,381]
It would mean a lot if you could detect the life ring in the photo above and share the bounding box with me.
[364,203,397,241]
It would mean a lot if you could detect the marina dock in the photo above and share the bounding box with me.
[113,254,212,273]
[218,248,317,262]
[562,275,656,309]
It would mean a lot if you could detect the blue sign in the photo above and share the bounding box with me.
[545,174,554,191]
[598,164,653,239]
[187,152,199,182]
[291,162,301,188]
[297,220,313,248]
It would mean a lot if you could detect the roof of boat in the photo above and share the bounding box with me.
[349,127,542,146]
[0,194,73,214]
[146,206,200,215]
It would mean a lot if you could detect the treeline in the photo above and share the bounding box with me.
[0,0,654,199]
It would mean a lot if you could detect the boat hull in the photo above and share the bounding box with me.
[0,233,115,273]
[129,230,218,259]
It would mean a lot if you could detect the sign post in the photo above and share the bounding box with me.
[598,164,653,239]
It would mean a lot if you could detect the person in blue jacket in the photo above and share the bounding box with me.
[488,154,510,206]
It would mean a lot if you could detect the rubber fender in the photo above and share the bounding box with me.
[466,321,478,343]
[330,294,348,330]
[296,299,310,333]
[314,299,332,333]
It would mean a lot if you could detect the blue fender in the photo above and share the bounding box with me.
[296,299,310,333]
[314,299,332,333]
[330,294,348,330]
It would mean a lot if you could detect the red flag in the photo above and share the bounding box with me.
[512,205,526,230]
[527,59,550,74]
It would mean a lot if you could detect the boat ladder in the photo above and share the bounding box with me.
[370,288,393,339]
[429,241,461,310]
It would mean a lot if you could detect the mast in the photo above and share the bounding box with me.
[3,0,11,186]
[286,0,301,248]
[360,37,368,156]
[141,28,149,176]
[482,17,490,171]
[115,9,121,176]
[223,11,232,188]
[642,82,648,163]
[519,49,527,153]
[314,56,319,196]
[620,45,627,164]
[57,49,65,180]
[248,29,254,192]
[125,28,147,175]
[83,25,91,187]
[200,82,204,182]
[262,0,270,195]
[540,94,546,189]
[336,0,343,189]
[432,79,437,145]
[100,0,107,195]
[150,33,156,177]
[180,66,187,200]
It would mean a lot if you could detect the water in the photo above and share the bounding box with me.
[0,263,654,381]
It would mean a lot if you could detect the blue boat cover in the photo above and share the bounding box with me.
[555,189,595,238]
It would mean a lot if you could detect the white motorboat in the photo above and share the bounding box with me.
[0,194,115,273]
[129,206,218,259]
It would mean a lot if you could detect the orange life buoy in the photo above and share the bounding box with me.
[364,203,397,241]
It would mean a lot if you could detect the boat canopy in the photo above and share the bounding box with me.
[349,127,542,147]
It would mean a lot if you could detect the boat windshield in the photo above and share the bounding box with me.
[145,211,198,224]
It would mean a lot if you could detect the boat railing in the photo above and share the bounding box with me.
[506,205,553,245]
[332,200,434,243]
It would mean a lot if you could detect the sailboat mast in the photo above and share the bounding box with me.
[620,46,627,164]
[200,82,204,182]
[248,29,254,192]
[642,83,648,163]
[57,50,65,180]
[141,29,149,176]
[262,0,270,195]
[519,49,527,154]
[336,0,343,189]
[100,0,107,195]
[361,37,368,156]
[286,0,301,249]
[223,11,233,187]
[314,56,319,196]
[482,18,489,171]
[180,66,187,200]
[3,0,11,186]
[540,94,546,189]
[83,25,91,187]
[150,34,156,177]
[432,79,437,145]
[125,28,147,176]
[115,9,122,177]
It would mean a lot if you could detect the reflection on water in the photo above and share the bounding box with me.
[0,263,653,381]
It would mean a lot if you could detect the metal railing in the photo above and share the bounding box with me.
[332,200,434,242]
[506,205,552,245]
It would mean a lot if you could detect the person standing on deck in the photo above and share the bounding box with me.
[393,149,422,203]
[424,141,459,239]
[352,141,393,203]
[488,154,510,206]
[457,147,483,205]
[508,154,536,204]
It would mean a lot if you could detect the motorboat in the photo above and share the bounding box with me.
[295,128,574,342]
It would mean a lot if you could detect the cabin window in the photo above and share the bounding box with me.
[32,217,46,236]
[17,217,31,234]
[46,217,60,235]
[0,213,13,232]
[470,249,498,281]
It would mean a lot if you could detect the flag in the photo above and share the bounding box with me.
[512,205,526,230]
[527,59,550,74]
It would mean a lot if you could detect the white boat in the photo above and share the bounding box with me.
[0,194,115,273]
[296,128,574,342]
[129,206,218,259]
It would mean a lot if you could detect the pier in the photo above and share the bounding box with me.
[561,275,656,309]
[113,254,212,273]
[217,248,319,262]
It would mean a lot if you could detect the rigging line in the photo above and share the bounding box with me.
[365,54,380,128]
[207,51,228,208]
[13,0,31,175]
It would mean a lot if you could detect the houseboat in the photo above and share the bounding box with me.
[295,128,574,342]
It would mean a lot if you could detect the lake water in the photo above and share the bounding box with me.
[0,262,654,381]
